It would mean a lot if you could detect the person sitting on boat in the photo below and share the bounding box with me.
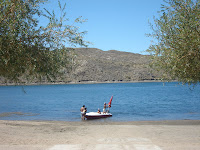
[103,102,108,114]
[80,105,86,120]
[97,108,101,114]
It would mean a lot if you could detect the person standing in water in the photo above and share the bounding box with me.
[80,105,86,120]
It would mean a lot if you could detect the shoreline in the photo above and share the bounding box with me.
[0,80,175,86]
[1,119,200,125]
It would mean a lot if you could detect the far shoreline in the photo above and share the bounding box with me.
[0,79,177,86]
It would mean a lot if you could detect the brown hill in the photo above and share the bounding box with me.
[62,48,161,83]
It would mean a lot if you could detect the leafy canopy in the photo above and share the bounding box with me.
[0,0,88,84]
[147,0,200,85]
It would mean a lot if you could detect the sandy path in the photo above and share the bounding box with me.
[0,120,199,150]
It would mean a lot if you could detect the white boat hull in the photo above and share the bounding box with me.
[85,112,112,119]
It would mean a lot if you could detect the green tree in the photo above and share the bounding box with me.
[0,0,88,84]
[147,0,200,85]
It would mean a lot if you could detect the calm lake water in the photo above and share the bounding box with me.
[0,82,200,122]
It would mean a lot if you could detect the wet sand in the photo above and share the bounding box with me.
[0,120,199,150]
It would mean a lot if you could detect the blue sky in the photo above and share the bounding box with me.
[40,0,164,54]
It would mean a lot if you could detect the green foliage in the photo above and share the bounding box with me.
[0,0,88,84]
[147,0,200,85]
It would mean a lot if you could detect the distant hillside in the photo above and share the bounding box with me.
[0,48,162,85]
[62,48,161,83]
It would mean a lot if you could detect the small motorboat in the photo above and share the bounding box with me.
[85,112,112,119]
[84,96,113,120]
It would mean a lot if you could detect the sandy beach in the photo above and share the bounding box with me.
[0,120,199,150]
